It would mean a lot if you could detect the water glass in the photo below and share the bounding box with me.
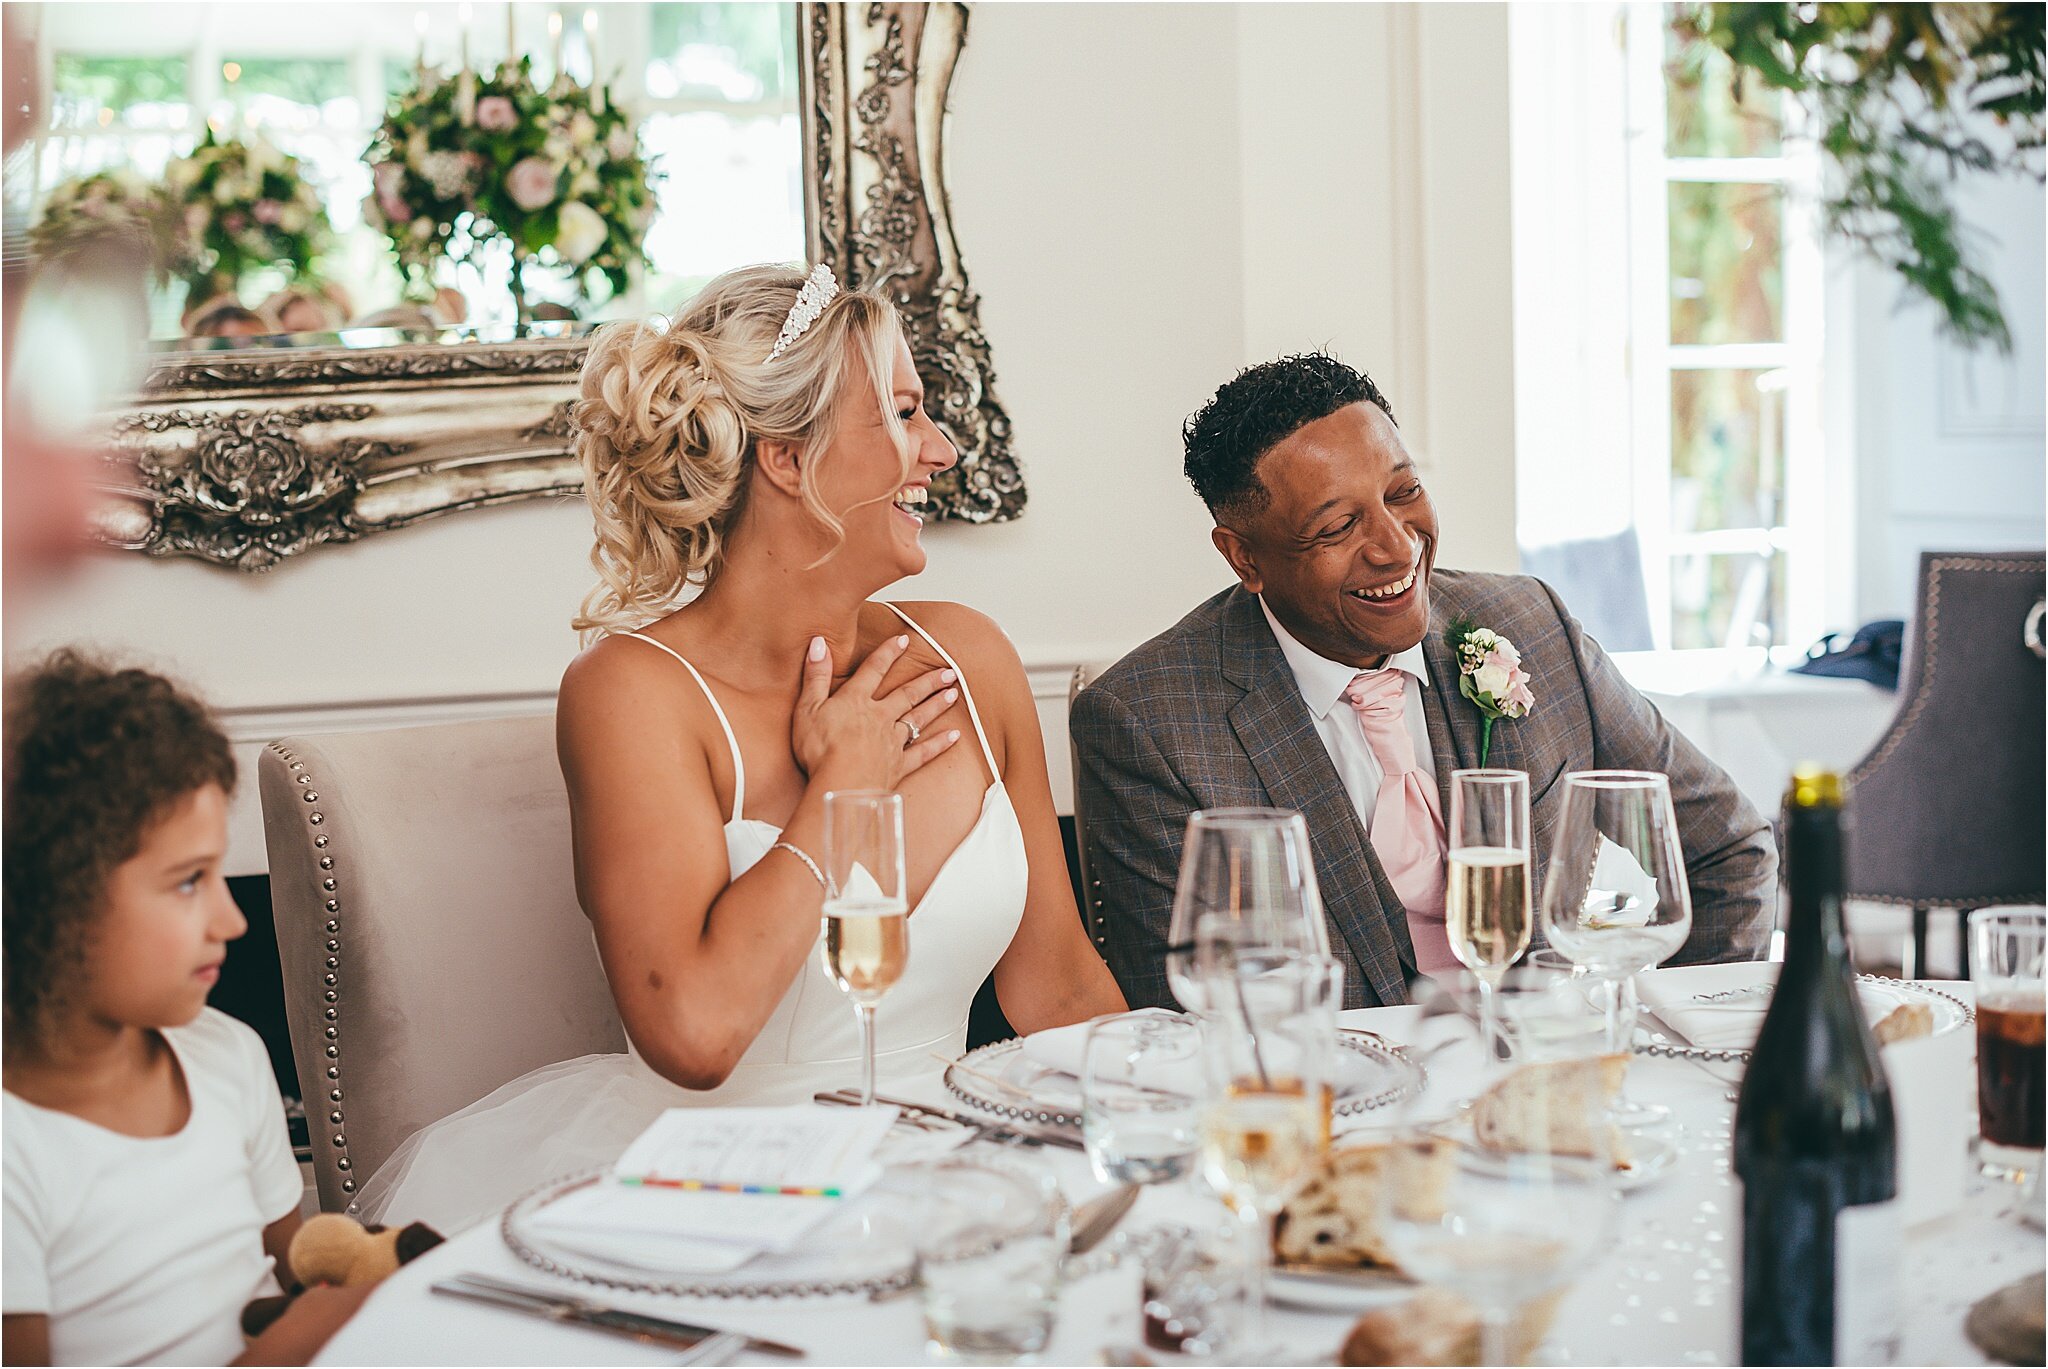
[1166,809,1329,1013]
[1968,909,2045,1190]
[1080,1012,1203,1187]
[1132,1223,1244,1358]
[916,1155,1068,1364]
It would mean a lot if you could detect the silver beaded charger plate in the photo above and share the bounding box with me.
[1634,974,1973,1064]
[500,1168,922,1299]
[943,1029,1424,1131]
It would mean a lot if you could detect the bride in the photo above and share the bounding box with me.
[358,264,1126,1232]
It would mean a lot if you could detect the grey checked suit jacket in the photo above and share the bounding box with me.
[1069,572,1777,1009]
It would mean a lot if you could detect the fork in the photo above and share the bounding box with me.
[675,1331,746,1367]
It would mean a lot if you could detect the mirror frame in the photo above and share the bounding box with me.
[91,1,1020,572]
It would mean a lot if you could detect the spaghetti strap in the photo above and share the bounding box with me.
[883,605,1002,785]
[616,631,745,824]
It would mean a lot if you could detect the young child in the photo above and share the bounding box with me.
[3,652,370,1366]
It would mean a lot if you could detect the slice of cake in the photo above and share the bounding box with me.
[1273,1136,1453,1270]
[1469,1054,1632,1170]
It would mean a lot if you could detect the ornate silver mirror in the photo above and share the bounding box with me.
[21,2,1017,570]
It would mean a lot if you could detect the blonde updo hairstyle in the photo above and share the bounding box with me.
[571,264,912,639]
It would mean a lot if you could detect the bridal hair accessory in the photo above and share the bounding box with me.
[766,262,839,363]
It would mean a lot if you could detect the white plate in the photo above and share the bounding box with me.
[1267,1263,1414,1313]
[944,1030,1424,1131]
[1637,974,1972,1062]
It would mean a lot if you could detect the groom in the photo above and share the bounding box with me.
[1070,353,1776,1009]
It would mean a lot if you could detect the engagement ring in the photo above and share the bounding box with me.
[901,718,921,745]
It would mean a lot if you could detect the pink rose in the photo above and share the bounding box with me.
[252,199,283,225]
[1481,648,1517,677]
[377,189,414,223]
[476,96,517,132]
[373,161,404,197]
[221,210,248,234]
[504,155,558,211]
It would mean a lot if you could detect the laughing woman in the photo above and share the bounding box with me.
[357,264,1125,1233]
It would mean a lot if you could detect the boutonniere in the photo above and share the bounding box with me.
[1446,618,1536,765]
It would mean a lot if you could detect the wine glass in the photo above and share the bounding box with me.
[1195,958,1336,1355]
[821,789,909,1107]
[1166,809,1329,1014]
[1447,769,1533,1053]
[1379,1093,1620,1366]
[1080,1012,1204,1187]
[1538,771,1692,1128]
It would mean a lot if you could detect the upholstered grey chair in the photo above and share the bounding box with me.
[1847,551,2047,977]
[1068,662,1120,955]
[260,714,626,1213]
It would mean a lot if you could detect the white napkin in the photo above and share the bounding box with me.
[1019,1008,1206,1096]
[1886,1029,1971,1229]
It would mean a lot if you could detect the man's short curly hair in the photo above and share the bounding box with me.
[3,650,235,1048]
[1182,352,1397,519]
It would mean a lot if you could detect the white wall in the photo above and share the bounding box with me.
[7,3,1527,869]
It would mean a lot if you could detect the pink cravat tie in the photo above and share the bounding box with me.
[1342,670,1460,976]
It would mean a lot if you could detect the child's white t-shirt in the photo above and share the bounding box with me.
[3,1008,304,1366]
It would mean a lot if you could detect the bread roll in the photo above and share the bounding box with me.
[1340,1286,1567,1366]
[1469,1054,1632,1169]
[1872,1001,1934,1045]
[1273,1136,1453,1269]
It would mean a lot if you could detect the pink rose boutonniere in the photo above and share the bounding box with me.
[1447,618,1536,766]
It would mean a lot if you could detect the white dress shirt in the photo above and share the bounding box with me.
[1258,596,1438,836]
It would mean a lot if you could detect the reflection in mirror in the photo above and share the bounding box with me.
[26,2,802,345]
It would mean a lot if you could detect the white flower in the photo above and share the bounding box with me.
[606,123,635,160]
[279,204,309,234]
[554,200,607,264]
[568,111,597,146]
[421,150,474,199]
[568,166,599,199]
[1473,662,1512,699]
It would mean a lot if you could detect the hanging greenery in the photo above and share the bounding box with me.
[1673,3,2044,352]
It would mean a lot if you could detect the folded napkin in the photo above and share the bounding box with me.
[1636,963,1784,1049]
[1020,1008,1207,1097]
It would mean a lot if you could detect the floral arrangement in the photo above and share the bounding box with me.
[28,166,194,285]
[360,58,657,308]
[1447,619,1537,765]
[161,130,332,299]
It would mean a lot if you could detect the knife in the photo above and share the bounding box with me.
[431,1273,805,1358]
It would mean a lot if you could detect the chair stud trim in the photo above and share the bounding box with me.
[267,740,362,1210]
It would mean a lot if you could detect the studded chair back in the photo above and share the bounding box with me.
[1847,551,2047,909]
[260,713,626,1213]
[1069,662,1120,952]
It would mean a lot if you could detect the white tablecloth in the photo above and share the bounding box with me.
[318,976,2039,1367]
[1612,651,1899,818]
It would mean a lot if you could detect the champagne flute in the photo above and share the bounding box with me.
[1196,959,1335,1356]
[1539,771,1693,1128]
[1166,809,1329,1014]
[821,789,909,1107]
[1447,769,1533,1054]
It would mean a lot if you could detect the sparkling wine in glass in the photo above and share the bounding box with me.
[821,789,908,1107]
[1539,771,1693,1128]
[1166,809,1328,1015]
[1195,959,1335,1355]
[1447,770,1532,1053]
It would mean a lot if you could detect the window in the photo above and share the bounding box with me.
[1624,4,1826,651]
[28,4,804,333]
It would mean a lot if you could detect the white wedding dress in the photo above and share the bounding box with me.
[355,605,1029,1234]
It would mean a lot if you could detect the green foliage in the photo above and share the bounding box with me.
[52,55,188,113]
[221,58,353,107]
[648,1,794,99]
[1673,4,2046,352]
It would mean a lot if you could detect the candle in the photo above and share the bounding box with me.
[548,10,563,83]
[583,9,602,113]
[505,2,515,73]
[414,10,429,77]
[458,1,475,122]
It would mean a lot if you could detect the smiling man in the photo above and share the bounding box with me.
[1071,353,1776,1008]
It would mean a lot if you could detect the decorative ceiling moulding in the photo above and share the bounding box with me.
[92,2,1019,572]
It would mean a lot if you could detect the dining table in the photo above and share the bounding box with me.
[317,969,2041,1367]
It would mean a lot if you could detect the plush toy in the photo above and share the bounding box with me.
[241,1212,445,1337]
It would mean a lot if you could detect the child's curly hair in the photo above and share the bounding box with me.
[3,650,236,1050]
